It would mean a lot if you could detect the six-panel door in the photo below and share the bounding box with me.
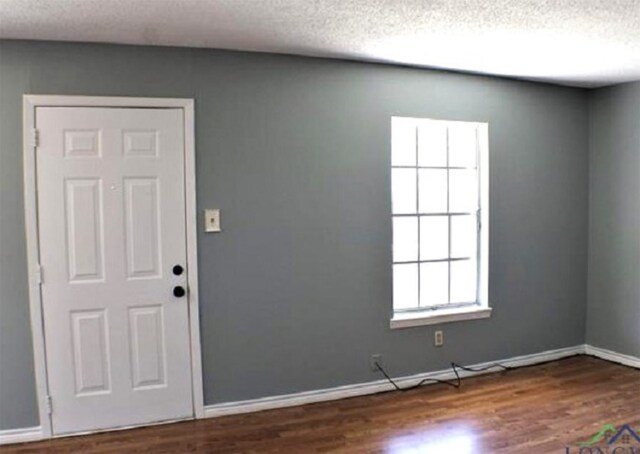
[36,107,193,435]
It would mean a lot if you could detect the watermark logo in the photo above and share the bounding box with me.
[566,424,640,453]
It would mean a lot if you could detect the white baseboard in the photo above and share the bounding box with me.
[204,345,587,418]
[0,426,43,445]
[585,345,640,368]
[4,344,637,444]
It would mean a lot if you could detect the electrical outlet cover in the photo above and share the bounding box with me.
[370,354,382,371]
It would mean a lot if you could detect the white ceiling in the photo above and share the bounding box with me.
[1,0,639,88]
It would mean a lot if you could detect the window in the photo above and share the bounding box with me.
[390,117,490,328]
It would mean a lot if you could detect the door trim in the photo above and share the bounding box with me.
[23,95,204,438]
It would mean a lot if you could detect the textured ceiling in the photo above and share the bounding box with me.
[1,0,639,87]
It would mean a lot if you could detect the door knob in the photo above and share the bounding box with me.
[172,265,184,276]
[173,286,186,298]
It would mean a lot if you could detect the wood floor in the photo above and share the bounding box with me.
[4,356,639,453]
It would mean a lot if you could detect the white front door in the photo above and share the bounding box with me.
[36,107,193,435]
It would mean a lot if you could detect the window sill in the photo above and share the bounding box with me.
[390,306,492,329]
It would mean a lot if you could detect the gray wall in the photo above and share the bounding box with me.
[586,82,640,357]
[0,40,589,430]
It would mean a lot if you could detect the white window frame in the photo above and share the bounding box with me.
[390,117,491,329]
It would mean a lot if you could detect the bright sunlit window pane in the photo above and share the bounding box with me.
[418,122,447,167]
[451,215,477,258]
[420,262,448,307]
[393,264,419,309]
[418,169,447,213]
[393,217,419,262]
[391,118,417,166]
[392,169,417,214]
[420,216,449,260]
[391,117,487,314]
[450,260,477,303]
[449,169,478,213]
[448,123,477,168]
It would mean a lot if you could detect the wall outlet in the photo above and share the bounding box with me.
[434,330,444,347]
[370,354,383,371]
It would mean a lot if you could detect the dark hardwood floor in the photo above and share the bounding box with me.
[4,356,639,453]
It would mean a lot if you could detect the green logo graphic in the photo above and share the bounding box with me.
[577,424,640,447]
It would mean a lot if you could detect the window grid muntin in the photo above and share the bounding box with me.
[392,120,481,311]
[415,127,421,308]
[474,127,482,304]
[393,257,473,265]
[392,165,477,170]
[394,301,481,314]
[446,127,451,306]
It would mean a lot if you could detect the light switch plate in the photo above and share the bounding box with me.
[204,209,221,232]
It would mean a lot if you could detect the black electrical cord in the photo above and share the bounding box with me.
[374,361,511,392]
[451,362,511,373]
[374,362,461,391]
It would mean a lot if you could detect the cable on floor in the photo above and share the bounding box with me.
[374,361,511,392]
[451,362,511,373]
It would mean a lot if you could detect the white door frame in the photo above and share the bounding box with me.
[22,95,204,438]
